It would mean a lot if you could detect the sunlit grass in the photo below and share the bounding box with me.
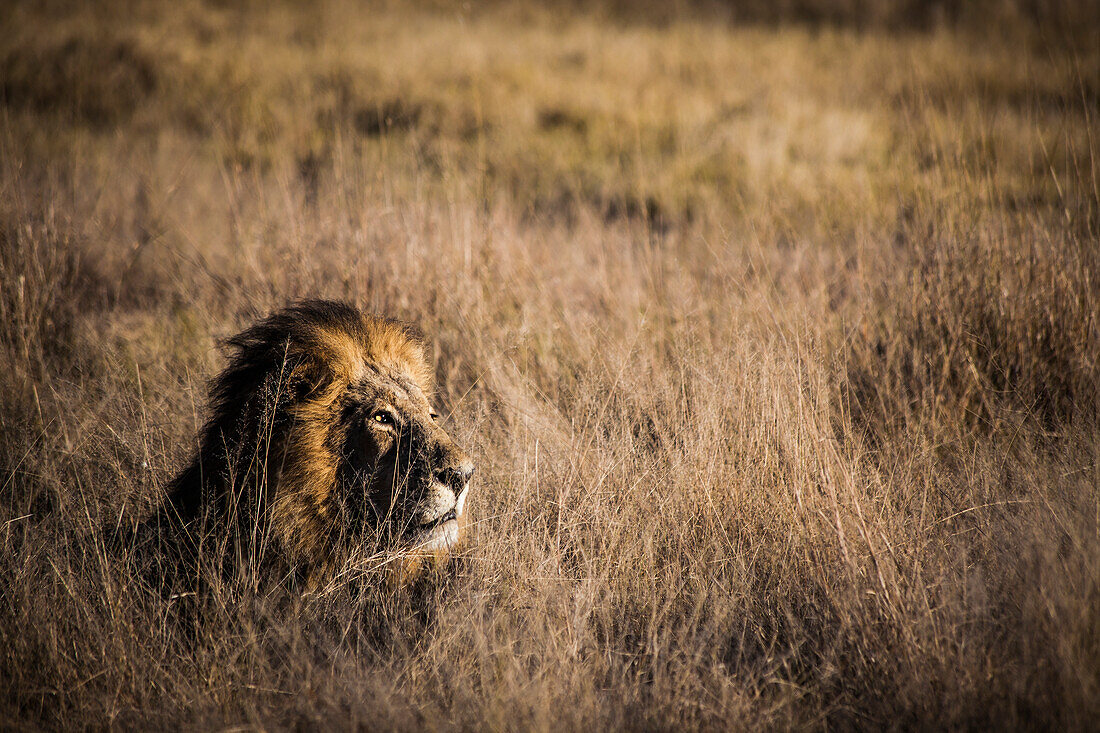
[1,0,1097,728]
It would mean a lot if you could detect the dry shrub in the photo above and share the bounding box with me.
[0,35,158,127]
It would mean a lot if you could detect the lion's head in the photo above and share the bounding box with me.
[158,300,473,587]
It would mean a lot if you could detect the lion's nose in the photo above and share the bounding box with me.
[435,462,474,496]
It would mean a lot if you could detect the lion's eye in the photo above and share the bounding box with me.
[430,411,440,422]
[372,410,395,426]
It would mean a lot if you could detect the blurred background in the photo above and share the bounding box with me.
[1,0,1098,729]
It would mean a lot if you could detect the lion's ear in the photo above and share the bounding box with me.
[286,352,337,401]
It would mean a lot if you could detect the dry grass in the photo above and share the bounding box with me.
[1,0,1098,728]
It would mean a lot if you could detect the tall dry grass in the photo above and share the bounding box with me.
[1,0,1098,728]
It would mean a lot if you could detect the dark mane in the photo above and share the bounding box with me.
[136,300,374,579]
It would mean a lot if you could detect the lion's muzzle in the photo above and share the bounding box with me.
[413,458,473,553]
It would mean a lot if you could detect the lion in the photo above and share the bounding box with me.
[144,299,474,590]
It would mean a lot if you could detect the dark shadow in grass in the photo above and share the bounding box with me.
[0,35,158,127]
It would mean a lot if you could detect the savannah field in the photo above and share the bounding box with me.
[1,0,1099,729]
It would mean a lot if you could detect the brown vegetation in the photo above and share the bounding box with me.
[1,0,1097,728]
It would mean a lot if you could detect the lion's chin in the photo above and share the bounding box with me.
[411,515,463,554]
[377,515,464,587]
